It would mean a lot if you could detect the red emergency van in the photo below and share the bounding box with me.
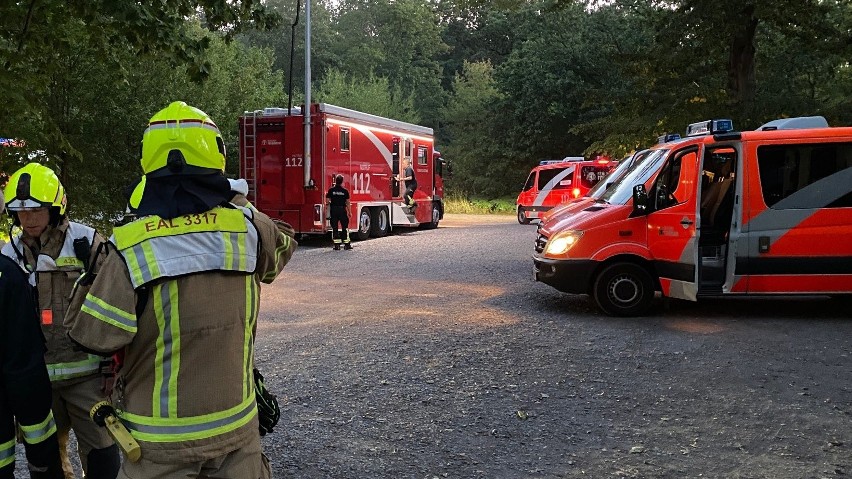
[239,104,448,239]
[516,157,615,224]
[534,117,852,316]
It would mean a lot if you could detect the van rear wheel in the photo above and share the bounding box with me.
[593,262,654,316]
[517,207,530,224]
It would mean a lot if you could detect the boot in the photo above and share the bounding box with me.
[343,243,353,250]
[333,244,341,250]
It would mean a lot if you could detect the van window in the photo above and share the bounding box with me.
[757,142,852,208]
[652,149,694,210]
[522,172,536,192]
[580,165,611,189]
[538,168,572,190]
[601,149,669,205]
[340,128,350,151]
[418,146,428,165]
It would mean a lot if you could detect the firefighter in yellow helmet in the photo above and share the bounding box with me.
[0,187,64,478]
[1,163,120,479]
[65,101,297,478]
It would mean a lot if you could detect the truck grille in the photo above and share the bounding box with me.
[535,234,548,254]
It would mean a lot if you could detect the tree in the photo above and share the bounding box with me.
[443,60,519,197]
[0,0,279,189]
[315,69,420,123]
[329,0,448,128]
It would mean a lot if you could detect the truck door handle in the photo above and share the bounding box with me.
[680,219,693,226]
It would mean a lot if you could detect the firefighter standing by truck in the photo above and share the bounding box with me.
[326,174,352,250]
[65,101,297,478]
[0,188,64,479]
[1,163,120,479]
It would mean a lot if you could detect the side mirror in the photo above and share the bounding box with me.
[632,184,648,215]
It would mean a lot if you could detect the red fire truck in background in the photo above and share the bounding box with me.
[239,104,448,239]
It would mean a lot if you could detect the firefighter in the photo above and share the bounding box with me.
[1,163,120,479]
[65,101,297,478]
[398,157,418,208]
[0,188,64,479]
[325,174,352,250]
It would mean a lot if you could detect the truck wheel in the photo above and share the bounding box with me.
[517,207,530,224]
[592,262,654,317]
[354,208,371,241]
[422,203,440,230]
[370,207,390,237]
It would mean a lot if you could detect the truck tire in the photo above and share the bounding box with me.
[370,207,390,237]
[354,208,371,241]
[421,203,440,230]
[592,262,654,317]
[517,207,530,224]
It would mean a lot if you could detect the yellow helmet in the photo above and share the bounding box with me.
[3,163,67,215]
[141,101,225,177]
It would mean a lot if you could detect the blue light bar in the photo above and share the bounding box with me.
[686,119,734,137]
[657,133,681,144]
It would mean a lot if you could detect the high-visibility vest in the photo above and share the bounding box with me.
[1,221,95,282]
[1,222,104,382]
[111,206,259,289]
[103,205,260,443]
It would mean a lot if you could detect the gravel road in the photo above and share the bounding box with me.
[257,214,852,479]
[15,214,852,478]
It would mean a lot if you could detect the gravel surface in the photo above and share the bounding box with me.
[15,214,852,478]
[257,214,852,479]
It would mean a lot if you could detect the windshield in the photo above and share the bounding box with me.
[586,150,652,199]
[599,149,670,204]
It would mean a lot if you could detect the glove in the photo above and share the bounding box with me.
[254,368,280,436]
[273,219,296,239]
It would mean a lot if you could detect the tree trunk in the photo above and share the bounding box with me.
[727,4,759,104]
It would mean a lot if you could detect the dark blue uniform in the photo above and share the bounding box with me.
[0,255,63,478]
[326,183,351,249]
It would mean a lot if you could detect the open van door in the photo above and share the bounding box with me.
[646,147,701,301]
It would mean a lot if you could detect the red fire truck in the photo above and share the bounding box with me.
[239,104,448,239]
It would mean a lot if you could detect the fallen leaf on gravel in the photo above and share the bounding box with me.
[517,410,528,420]
[629,446,644,454]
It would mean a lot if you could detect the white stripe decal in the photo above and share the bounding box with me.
[533,167,575,207]
[357,127,393,169]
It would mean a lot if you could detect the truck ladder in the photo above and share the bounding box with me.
[242,110,259,203]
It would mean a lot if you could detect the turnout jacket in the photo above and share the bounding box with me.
[66,204,296,463]
[1,219,108,384]
[0,254,59,473]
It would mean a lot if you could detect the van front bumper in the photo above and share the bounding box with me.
[533,256,598,294]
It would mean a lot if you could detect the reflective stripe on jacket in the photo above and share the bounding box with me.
[19,410,58,445]
[65,203,297,463]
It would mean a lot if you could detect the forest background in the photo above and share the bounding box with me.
[1,0,851,225]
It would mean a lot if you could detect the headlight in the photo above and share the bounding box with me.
[544,230,583,256]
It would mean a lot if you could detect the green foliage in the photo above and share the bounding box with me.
[0,1,280,162]
[315,69,420,123]
[4,0,852,221]
[328,0,448,127]
[443,60,521,198]
[443,193,515,215]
